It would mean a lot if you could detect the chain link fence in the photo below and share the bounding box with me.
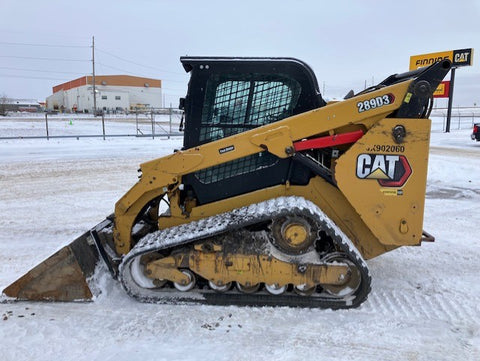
[430,107,479,132]
[0,107,183,140]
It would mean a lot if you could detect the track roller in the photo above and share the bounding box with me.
[173,270,196,292]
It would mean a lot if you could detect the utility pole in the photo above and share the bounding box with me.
[92,36,97,116]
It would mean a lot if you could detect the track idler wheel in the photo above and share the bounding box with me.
[131,256,166,288]
[173,270,196,292]
[321,253,361,297]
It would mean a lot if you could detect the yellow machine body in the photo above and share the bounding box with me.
[113,79,429,259]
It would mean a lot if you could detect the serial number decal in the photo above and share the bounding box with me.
[357,94,395,113]
[381,188,404,196]
[366,144,405,153]
[219,145,235,154]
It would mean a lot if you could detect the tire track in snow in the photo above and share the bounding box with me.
[362,289,472,322]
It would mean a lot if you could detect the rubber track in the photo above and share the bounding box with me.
[119,196,372,309]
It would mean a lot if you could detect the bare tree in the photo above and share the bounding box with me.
[0,94,8,116]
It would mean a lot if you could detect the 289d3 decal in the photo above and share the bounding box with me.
[357,94,395,113]
[356,153,412,187]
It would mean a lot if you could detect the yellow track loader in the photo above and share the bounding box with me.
[3,57,451,308]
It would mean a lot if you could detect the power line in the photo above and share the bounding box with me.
[96,62,138,75]
[0,38,187,98]
[0,41,184,75]
[0,55,89,62]
[0,41,89,48]
[96,61,186,85]
[0,74,69,81]
[0,66,85,75]
[97,48,160,71]
[0,42,186,81]
[96,47,185,75]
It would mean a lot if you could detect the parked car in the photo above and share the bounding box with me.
[472,123,480,141]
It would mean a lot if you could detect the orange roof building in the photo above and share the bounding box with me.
[46,75,162,113]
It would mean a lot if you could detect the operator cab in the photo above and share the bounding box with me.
[180,56,325,148]
[179,57,326,205]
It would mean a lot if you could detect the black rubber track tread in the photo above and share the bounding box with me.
[119,196,371,309]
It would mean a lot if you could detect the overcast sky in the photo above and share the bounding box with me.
[1,0,479,107]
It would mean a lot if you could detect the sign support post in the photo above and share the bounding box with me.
[445,68,456,133]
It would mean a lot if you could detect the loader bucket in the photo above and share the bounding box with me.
[3,227,102,302]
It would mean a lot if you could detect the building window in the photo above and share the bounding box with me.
[102,95,107,100]
[115,96,121,100]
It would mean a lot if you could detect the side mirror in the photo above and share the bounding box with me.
[179,97,185,110]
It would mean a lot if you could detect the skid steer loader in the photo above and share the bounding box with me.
[3,57,451,308]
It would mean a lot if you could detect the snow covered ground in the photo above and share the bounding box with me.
[0,117,479,361]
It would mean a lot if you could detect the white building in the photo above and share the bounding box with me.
[2,98,42,112]
[46,75,162,113]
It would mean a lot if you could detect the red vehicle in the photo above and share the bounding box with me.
[472,123,480,141]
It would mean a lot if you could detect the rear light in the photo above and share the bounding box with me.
[474,125,479,133]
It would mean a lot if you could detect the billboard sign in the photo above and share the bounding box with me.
[409,48,473,70]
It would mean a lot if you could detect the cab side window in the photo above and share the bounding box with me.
[199,75,301,144]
